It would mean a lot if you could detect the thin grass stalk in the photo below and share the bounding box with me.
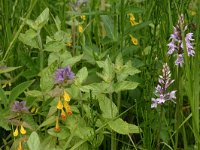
[2,0,38,62]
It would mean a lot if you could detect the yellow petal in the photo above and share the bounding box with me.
[63,91,70,102]
[17,141,22,150]
[31,107,36,113]
[64,101,72,116]
[54,117,61,132]
[13,127,19,137]
[61,109,66,120]
[78,25,84,33]
[129,34,138,45]
[57,100,63,110]
[20,125,26,135]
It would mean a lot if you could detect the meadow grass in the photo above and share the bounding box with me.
[0,0,199,149]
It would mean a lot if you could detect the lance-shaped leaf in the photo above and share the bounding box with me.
[74,67,88,86]
[27,132,40,150]
[114,81,139,92]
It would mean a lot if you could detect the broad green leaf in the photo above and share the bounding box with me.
[80,82,111,93]
[74,126,94,140]
[108,118,141,134]
[27,132,40,150]
[101,15,117,41]
[9,80,34,102]
[39,61,57,91]
[18,29,39,48]
[98,94,118,118]
[114,81,139,92]
[74,67,88,86]
[38,116,56,129]
[44,41,65,52]
[62,54,83,67]
[48,51,71,66]
[96,57,115,83]
[53,16,61,31]
[34,8,49,30]
[48,127,70,140]
[115,53,123,71]
[0,66,21,74]
[0,120,10,130]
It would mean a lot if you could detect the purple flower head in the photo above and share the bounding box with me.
[12,101,29,113]
[151,63,176,108]
[175,54,184,67]
[55,66,75,84]
[167,14,195,67]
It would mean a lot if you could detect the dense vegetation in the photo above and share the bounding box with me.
[0,0,199,149]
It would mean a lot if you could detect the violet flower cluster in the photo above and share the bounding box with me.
[167,14,195,67]
[151,63,176,108]
[12,101,29,113]
[55,66,75,84]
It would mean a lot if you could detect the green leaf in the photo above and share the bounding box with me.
[48,127,70,140]
[0,88,7,105]
[9,80,34,102]
[38,116,56,129]
[96,57,115,83]
[80,82,111,93]
[25,90,43,97]
[0,66,21,74]
[98,94,118,119]
[74,67,88,86]
[108,118,141,134]
[74,126,94,140]
[115,53,123,71]
[39,61,57,91]
[114,81,139,92]
[62,54,83,67]
[34,8,49,30]
[18,29,39,48]
[44,41,65,52]
[27,132,40,150]
[101,15,117,41]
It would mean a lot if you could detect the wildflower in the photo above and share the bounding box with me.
[151,63,176,108]
[64,101,72,116]
[57,99,63,110]
[17,141,22,150]
[20,125,26,135]
[61,109,66,120]
[55,66,75,84]
[12,101,29,113]
[128,13,138,26]
[80,15,86,21]
[63,91,70,102]
[129,34,138,45]
[167,14,195,67]
[54,117,61,132]
[13,126,19,137]
[78,25,84,33]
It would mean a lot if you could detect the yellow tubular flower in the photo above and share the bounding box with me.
[17,141,22,150]
[64,101,72,116]
[129,34,138,45]
[13,127,19,137]
[78,25,84,33]
[128,13,138,26]
[61,109,66,120]
[63,91,70,102]
[66,42,72,47]
[20,125,26,135]
[54,117,61,132]
[57,100,63,110]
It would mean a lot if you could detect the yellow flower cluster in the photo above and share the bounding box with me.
[55,91,72,132]
[128,13,139,46]
[13,125,26,137]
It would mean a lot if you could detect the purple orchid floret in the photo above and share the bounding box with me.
[12,101,29,113]
[167,14,195,67]
[55,66,75,84]
[151,63,176,108]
